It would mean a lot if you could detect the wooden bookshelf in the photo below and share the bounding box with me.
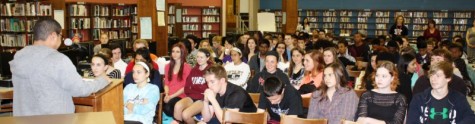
[167,3,183,37]
[65,2,136,46]
[181,6,220,38]
[0,0,53,52]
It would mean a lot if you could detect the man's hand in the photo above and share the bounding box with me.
[204,89,216,102]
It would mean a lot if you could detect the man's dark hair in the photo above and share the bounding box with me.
[185,34,200,49]
[263,76,285,97]
[180,38,192,54]
[109,43,121,51]
[259,39,270,47]
[33,18,62,41]
[338,39,349,47]
[134,48,152,63]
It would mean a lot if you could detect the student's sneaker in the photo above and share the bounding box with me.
[193,114,203,122]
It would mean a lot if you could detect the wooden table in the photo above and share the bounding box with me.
[73,79,124,124]
[0,111,116,124]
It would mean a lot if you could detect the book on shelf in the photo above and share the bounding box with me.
[0,19,38,32]
[0,34,31,47]
[433,12,449,18]
[1,2,51,16]
[203,8,218,15]
[70,18,90,29]
[70,4,88,16]
[183,24,199,31]
[182,16,199,23]
[202,16,219,23]
[453,12,471,18]
[93,17,110,28]
[93,5,109,16]
[168,5,175,14]
[112,6,132,16]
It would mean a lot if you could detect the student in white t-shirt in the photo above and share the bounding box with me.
[111,44,127,78]
[224,48,250,89]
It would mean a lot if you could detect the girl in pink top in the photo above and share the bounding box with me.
[301,50,325,97]
[163,43,191,118]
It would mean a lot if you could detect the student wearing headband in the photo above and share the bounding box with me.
[123,62,160,124]
[174,48,214,124]
[224,47,251,89]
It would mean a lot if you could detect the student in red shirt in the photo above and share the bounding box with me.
[174,48,214,124]
[163,43,191,118]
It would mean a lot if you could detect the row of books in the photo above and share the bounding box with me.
[0,2,51,16]
[183,24,199,31]
[112,6,135,16]
[69,4,88,16]
[203,8,219,15]
[183,17,199,23]
[168,15,175,24]
[202,16,219,23]
[93,18,131,28]
[70,18,91,29]
[203,24,217,30]
[92,29,131,40]
[93,5,109,16]
[0,19,36,32]
[0,34,31,47]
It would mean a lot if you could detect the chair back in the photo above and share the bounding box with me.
[354,89,366,98]
[341,119,360,124]
[249,93,260,105]
[222,109,267,124]
[0,89,13,112]
[302,96,311,108]
[280,114,328,124]
[156,93,165,123]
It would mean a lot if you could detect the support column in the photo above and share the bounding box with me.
[283,0,297,34]
[248,0,259,31]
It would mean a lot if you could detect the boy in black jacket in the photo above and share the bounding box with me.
[407,61,475,124]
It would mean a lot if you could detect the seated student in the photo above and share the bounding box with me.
[201,65,257,123]
[123,62,160,124]
[337,40,356,66]
[163,43,191,118]
[299,50,324,96]
[249,39,271,74]
[356,61,407,124]
[125,39,159,74]
[413,49,468,95]
[123,48,162,88]
[449,43,471,81]
[93,33,109,54]
[224,48,251,89]
[307,63,359,124]
[174,49,213,124]
[219,37,236,65]
[258,77,304,123]
[323,47,350,81]
[288,48,305,89]
[110,44,128,78]
[247,51,291,93]
[407,61,475,124]
[89,51,121,79]
[275,42,290,73]
[396,53,418,103]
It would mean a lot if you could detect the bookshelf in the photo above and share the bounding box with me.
[293,9,474,40]
[181,6,220,38]
[0,0,53,52]
[167,3,182,37]
[65,2,136,49]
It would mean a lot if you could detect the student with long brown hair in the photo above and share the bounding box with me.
[308,63,358,124]
[163,42,192,119]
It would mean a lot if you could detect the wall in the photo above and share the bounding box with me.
[65,0,137,4]
[261,0,475,10]
[168,0,222,7]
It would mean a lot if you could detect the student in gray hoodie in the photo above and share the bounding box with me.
[9,19,111,116]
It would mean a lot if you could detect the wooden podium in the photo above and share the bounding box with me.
[73,79,124,124]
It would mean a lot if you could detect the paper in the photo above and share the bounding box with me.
[157,12,165,26]
[257,12,276,32]
[176,9,182,23]
[156,0,165,11]
[140,17,152,39]
[53,10,65,29]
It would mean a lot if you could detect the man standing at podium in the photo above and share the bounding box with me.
[9,19,111,116]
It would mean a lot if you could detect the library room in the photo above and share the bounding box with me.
[1,0,475,124]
